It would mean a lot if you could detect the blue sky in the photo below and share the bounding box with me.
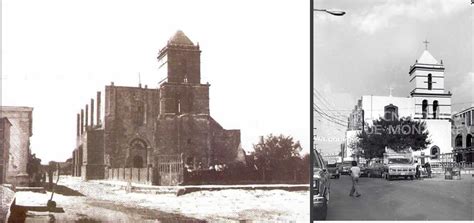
[314,0,473,155]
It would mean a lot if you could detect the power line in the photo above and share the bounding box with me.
[314,106,347,127]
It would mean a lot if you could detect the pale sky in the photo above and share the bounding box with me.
[2,0,310,163]
[314,0,473,155]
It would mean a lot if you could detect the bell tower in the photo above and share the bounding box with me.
[157,31,210,115]
[157,30,201,84]
[409,48,451,120]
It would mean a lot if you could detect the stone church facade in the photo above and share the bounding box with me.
[72,31,243,184]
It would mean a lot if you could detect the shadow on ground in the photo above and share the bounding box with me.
[43,183,85,196]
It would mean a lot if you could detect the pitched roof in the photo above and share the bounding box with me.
[168,30,194,46]
[417,50,438,64]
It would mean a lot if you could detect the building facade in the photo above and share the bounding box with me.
[72,31,244,184]
[345,50,452,163]
[0,118,12,184]
[452,107,473,166]
[0,106,33,186]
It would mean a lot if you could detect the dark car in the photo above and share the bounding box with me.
[313,149,330,220]
[367,162,384,178]
[359,164,369,177]
[326,163,340,179]
[340,161,352,175]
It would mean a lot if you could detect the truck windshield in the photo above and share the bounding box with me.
[388,158,411,164]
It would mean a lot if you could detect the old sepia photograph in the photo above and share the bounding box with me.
[312,0,473,221]
[1,0,310,222]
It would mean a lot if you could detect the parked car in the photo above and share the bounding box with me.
[367,162,384,178]
[326,163,340,179]
[359,164,369,177]
[340,161,353,175]
[313,149,330,220]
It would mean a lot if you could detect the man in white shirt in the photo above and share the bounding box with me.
[349,161,361,197]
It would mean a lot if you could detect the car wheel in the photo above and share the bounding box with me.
[313,197,328,220]
[410,175,414,180]
[387,175,392,181]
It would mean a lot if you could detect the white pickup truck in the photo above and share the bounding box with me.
[382,147,416,181]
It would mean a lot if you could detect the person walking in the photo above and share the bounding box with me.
[349,161,361,197]
[425,162,432,178]
[415,164,421,180]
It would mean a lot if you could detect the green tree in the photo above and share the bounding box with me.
[355,117,431,161]
[252,134,303,181]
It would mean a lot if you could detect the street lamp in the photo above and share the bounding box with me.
[314,9,346,16]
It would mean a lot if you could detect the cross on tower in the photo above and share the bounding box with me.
[423,39,430,50]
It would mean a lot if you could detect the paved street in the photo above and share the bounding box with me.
[326,174,473,220]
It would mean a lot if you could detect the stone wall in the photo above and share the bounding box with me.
[80,129,105,180]
[210,118,241,165]
[0,106,33,186]
[104,85,159,168]
[159,83,210,115]
[155,114,212,168]
[0,118,12,184]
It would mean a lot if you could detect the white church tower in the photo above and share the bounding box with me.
[409,49,452,120]
[409,46,453,158]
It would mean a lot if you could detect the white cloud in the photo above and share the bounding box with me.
[352,0,467,34]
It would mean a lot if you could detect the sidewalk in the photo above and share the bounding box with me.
[420,173,473,182]
[86,177,309,195]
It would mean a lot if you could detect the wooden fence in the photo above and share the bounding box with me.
[106,167,154,185]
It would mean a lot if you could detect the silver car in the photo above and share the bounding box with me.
[313,149,330,220]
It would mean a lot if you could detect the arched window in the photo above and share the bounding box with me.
[455,135,463,147]
[427,74,432,90]
[384,104,398,121]
[433,100,439,119]
[431,146,440,159]
[467,134,472,148]
[422,100,428,119]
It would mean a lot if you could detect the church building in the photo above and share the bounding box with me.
[345,48,453,163]
[72,31,244,185]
